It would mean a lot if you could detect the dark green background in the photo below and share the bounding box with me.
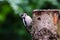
[0,0,60,40]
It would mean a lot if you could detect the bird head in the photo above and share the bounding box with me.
[21,13,27,18]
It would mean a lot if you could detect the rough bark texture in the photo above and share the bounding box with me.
[31,9,59,40]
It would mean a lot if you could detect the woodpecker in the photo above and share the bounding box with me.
[21,13,32,32]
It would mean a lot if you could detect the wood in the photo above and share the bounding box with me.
[31,9,59,40]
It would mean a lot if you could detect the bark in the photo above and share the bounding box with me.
[31,9,59,40]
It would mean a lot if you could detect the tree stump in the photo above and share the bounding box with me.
[31,9,59,40]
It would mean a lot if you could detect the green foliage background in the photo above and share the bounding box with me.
[0,0,60,40]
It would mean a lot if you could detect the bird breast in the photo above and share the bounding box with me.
[25,16,32,26]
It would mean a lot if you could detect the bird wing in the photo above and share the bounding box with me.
[23,19,27,27]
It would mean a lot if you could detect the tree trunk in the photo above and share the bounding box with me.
[31,9,59,40]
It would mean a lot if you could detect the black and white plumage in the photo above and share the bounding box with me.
[21,13,32,32]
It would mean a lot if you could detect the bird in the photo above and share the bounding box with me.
[21,13,32,33]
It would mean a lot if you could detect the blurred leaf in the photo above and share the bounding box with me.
[47,0,59,5]
[0,14,5,22]
[57,0,60,3]
[40,1,58,9]
[0,1,13,23]
[18,29,26,36]
[2,5,11,14]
